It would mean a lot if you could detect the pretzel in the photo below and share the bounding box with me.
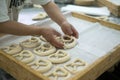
[34,43,56,56]
[1,44,22,55]
[64,59,86,74]
[13,50,35,64]
[56,35,77,49]
[48,50,70,64]
[20,37,41,48]
[39,35,47,42]
[46,67,69,80]
[32,12,48,20]
[28,59,52,73]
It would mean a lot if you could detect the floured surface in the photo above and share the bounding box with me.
[0,12,120,80]
[49,13,120,57]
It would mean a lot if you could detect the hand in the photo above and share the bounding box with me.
[60,21,79,38]
[39,26,64,48]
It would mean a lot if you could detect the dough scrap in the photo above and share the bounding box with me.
[48,50,70,64]
[1,44,22,55]
[34,43,56,56]
[56,35,77,49]
[28,59,52,73]
[20,37,41,48]
[32,12,48,20]
[13,50,35,64]
[39,35,47,42]
[46,67,69,80]
[64,59,86,74]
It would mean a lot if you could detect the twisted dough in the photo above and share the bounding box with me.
[46,67,69,80]
[20,37,41,48]
[48,50,70,64]
[34,43,56,56]
[64,59,86,74]
[13,50,35,64]
[39,35,47,42]
[56,35,77,49]
[32,12,48,20]
[1,44,22,55]
[28,59,52,73]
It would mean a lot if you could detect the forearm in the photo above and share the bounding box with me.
[42,1,67,26]
[0,21,41,36]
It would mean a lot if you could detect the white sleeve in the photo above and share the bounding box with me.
[0,0,9,22]
[31,0,52,5]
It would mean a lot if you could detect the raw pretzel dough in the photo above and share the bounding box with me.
[1,44,22,55]
[56,35,77,49]
[20,37,41,48]
[46,67,69,80]
[64,59,86,74]
[28,59,52,73]
[13,50,35,64]
[34,43,56,56]
[48,50,70,64]
[32,12,48,20]
[39,35,47,42]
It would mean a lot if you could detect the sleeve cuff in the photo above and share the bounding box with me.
[32,0,52,5]
[0,16,9,22]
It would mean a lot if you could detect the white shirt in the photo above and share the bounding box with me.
[0,0,51,22]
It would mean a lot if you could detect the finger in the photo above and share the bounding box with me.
[53,30,61,36]
[64,27,73,36]
[48,35,64,48]
[71,27,79,38]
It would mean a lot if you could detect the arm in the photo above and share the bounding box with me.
[42,1,79,38]
[0,21,40,35]
[0,21,63,48]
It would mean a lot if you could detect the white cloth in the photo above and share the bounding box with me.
[0,0,9,22]
[61,5,110,16]
[0,0,51,22]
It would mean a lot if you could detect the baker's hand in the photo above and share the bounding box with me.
[39,26,64,48]
[60,21,79,38]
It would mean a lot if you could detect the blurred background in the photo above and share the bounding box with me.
[0,0,120,80]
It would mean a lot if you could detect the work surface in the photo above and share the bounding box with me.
[18,4,120,25]
[0,2,120,79]
[0,12,120,80]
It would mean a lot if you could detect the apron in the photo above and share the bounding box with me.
[6,0,24,21]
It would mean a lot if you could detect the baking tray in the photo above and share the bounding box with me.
[0,12,120,80]
[74,0,95,6]
[96,0,120,17]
